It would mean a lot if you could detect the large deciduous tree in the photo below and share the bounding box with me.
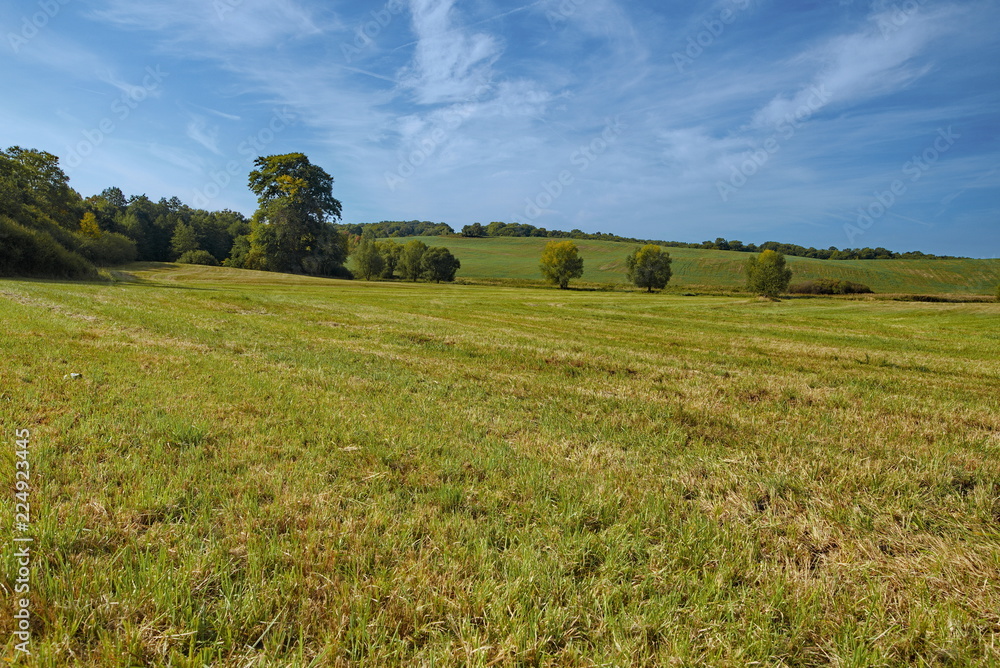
[540,240,584,289]
[421,246,461,283]
[245,153,347,275]
[745,249,793,298]
[626,244,672,292]
[399,240,428,281]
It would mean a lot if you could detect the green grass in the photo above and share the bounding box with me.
[397,236,1000,294]
[2,263,999,666]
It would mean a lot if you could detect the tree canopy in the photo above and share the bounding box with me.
[241,154,348,276]
[248,153,342,221]
[625,245,672,292]
[421,246,461,283]
[351,231,384,280]
[399,240,428,281]
[540,240,584,289]
[745,249,793,298]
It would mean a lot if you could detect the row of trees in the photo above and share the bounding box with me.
[538,241,797,298]
[693,238,952,260]
[351,235,460,282]
[338,220,453,238]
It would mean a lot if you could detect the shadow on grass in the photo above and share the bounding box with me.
[0,266,219,292]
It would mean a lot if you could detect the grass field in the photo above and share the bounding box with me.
[2,263,999,666]
[397,236,1000,295]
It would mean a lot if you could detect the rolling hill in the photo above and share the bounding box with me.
[394,236,1000,294]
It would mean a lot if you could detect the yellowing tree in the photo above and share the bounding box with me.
[79,212,102,239]
[540,240,584,289]
[745,249,793,298]
[626,244,672,292]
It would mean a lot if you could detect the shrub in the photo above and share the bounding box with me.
[789,279,873,295]
[78,232,138,266]
[177,250,220,266]
[0,216,95,279]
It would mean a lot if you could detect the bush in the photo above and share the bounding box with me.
[176,250,220,266]
[78,232,138,266]
[0,216,96,279]
[789,279,873,295]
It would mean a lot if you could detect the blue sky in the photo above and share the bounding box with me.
[1,0,997,256]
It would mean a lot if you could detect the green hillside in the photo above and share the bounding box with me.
[398,236,1000,294]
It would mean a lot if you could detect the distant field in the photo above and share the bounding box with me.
[2,263,999,666]
[395,236,1000,294]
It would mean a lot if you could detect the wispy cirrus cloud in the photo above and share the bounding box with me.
[2,0,996,255]
[400,0,502,104]
[90,0,326,49]
[185,116,222,155]
[751,5,952,129]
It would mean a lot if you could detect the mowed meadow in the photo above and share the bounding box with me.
[2,263,999,666]
[406,236,1000,295]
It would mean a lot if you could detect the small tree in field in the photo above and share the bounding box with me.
[626,244,672,292]
[745,249,792,298]
[540,240,584,289]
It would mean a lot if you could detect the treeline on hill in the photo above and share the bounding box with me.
[337,220,454,238]
[456,222,958,260]
[342,220,956,261]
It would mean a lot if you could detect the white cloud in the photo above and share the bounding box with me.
[185,116,222,155]
[148,142,206,173]
[91,0,326,50]
[400,0,502,104]
[751,6,949,128]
